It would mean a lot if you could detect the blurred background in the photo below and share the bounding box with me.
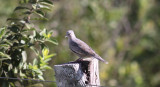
[0,0,160,87]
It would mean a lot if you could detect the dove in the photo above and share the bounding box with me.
[65,30,108,64]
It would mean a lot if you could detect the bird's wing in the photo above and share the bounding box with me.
[73,38,96,56]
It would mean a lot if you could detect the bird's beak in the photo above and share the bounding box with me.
[65,36,68,38]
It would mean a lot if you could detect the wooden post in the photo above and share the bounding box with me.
[54,57,100,87]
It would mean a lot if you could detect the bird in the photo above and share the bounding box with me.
[65,30,108,64]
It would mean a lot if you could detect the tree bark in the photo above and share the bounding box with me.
[54,57,100,87]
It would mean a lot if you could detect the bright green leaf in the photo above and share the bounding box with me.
[42,47,49,57]
[0,27,6,39]
[45,53,56,59]
[46,38,58,45]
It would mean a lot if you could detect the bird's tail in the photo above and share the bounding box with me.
[94,54,108,64]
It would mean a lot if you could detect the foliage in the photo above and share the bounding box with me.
[1,0,160,87]
[46,0,160,87]
[0,0,57,86]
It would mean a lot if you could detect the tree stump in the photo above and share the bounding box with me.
[54,57,100,87]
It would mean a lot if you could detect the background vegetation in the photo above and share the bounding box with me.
[0,0,160,87]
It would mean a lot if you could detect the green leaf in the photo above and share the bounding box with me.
[34,69,43,75]
[40,0,53,6]
[8,64,13,71]
[38,75,44,80]
[14,6,30,11]
[40,28,47,36]
[33,58,38,65]
[14,68,18,74]
[19,0,29,4]
[40,65,51,69]
[31,17,48,21]
[45,53,56,59]
[23,11,32,15]
[46,38,58,45]
[38,3,51,11]
[43,58,52,62]
[0,58,11,61]
[29,0,37,4]
[30,47,39,55]
[42,47,49,57]
[22,51,27,63]
[33,30,42,40]
[8,25,20,33]
[9,82,15,87]
[7,18,20,21]
[20,70,26,77]
[5,39,13,46]
[0,52,11,60]
[25,23,34,29]
[22,28,35,32]
[35,10,45,18]
[0,44,10,48]
[40,43,48,50]
[0,27,6,39]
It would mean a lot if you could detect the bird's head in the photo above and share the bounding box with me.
[65,30,76,38]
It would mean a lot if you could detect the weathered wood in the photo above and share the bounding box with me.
[54,57,100,87]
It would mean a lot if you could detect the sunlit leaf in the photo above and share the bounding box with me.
[8,64,13,71]
[38,75,44,80]
[20,70,26,77]
[33,58,38,65]
[38,4,51,10]
[0,27,6,39]
[42,47,49,57]
[45,53,56,59]
[22,51,27,63]
[44,58,52,62]
[0,52,11,60]
[34,69,43,75]
[40,28,47,35]
[46,38,58,45]
[33,65,38,70]
[40,0,53,6]
[14,68,18,74]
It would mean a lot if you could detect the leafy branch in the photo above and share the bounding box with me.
[0,0,57,86]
